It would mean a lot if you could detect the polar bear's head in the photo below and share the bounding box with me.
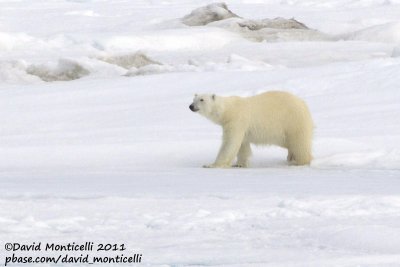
[189,94,221,123]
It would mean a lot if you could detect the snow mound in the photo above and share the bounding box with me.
[182,3,330,42]
[125,63,197,76]
[347,22,400,43]
[97,52,161,69]
[181,2,240,26]
[26,59,90,82]
[244,27,331,42]
[0,61,41,84]
[0,32,42,51]
[0,53,274,82]
[126,64,175,76]
[126,54,274,76]
[210,17,330,42]
[237,17,308,30]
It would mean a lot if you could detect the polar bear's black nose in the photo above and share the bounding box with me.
[189,104,199,112]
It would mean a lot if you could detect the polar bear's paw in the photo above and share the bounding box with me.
[202,163,230,168]
[232,163,248,168]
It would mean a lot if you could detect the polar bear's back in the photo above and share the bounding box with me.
[248,91,311,117]
[244,91,313,147]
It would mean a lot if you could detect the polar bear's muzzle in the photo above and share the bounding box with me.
[189,104,199,112]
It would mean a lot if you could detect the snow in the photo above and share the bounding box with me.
[347,22,400,43]
[1,1,400,266]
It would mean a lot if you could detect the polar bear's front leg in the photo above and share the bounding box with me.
[204,125,245,168]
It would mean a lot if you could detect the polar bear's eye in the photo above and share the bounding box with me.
[200,99,204,102]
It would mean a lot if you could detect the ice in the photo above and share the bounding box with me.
[181,2,240,26]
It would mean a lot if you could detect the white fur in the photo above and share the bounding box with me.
[190,91,313,168]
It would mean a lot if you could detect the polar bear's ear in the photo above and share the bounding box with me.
[212,94,216,100]
[195,94,198,97]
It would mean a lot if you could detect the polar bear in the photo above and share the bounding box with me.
[189,91,313,168]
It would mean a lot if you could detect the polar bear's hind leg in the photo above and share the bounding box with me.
[287,132,312,166]
[234,141,252,168]
[287,151,295,163]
